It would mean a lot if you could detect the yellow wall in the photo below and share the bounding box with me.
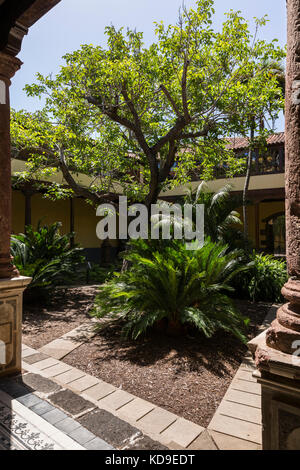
[162,173,285,197]
[12,190,25,235]
[237,200,285,249]
[260,201,285,223]
[31,194,70,234]
[12,190,119,249]
[73,198,102,248]
[12,190,285,251]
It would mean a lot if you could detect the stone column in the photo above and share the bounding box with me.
[0,51,31,377]
[0,51,22,279]
[248,0,300,450]
[266,0,300,352]
[0,276,31,378]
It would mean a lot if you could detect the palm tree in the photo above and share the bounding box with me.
[184,182,243,246]
[155,183,245,249]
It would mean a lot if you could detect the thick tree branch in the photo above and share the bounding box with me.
[182,57,191,122]
[85,94,136,133]
[85,92,161,207]
[57,147,118,206]
[180,125,211,139]
[121,86,154,160]
[159,85,181,118]
[151,116,187,153]
[159,140,177,183]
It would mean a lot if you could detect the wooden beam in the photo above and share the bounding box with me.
[0,0,61,56]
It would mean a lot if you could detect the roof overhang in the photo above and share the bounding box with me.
[0,0,61,56]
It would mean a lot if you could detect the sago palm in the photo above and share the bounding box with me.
[11,222,84,295]
[93,239,250,341]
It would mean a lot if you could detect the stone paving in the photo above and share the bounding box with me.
[207,306,277,450]
[0,375,111,450]
[0,367,167,450]
[39,322,98,360]
[0,306,277,450]
[21,344,204,449]
[30,306,278,450]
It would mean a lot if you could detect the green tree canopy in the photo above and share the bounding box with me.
[11,0,285,207]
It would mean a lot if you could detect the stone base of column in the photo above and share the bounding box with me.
[265,279,300,354]
[249,329,300,450]
[0,276,31,378]
[0,255,20,280]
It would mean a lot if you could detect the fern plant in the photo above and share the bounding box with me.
[93,239,250,342]
[11,222,84,296]
[233,252,288,302]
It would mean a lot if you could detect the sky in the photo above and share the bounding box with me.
[10,0,287,130]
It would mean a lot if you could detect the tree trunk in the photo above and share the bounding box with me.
[243,122,255,242]
[166,319,184,337]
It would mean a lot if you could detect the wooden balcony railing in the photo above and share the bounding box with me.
[187,145,285,181]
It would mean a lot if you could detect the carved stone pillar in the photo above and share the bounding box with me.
[248,0,300,450]
[0,51,31,377]
[265,0,300,354]
[0,276,31,377]
[0,51,22,279]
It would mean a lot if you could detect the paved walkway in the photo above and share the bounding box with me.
[0,306,276,450]
[0,373,112,450]
[207,306,277,450]
[39,322,98,360]
[21,344,204,449]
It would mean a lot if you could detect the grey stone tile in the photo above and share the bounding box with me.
[17,373,62,394]
[69,427,96,445]
[23,353,49,364]
[30,400,56,416]
[42,408,68,425]
[55,417,81,434]
[0,379,29,398]
[85,437,114,450]
[17,393,44,408]
[79,409,139,448]
[49,389,94,416]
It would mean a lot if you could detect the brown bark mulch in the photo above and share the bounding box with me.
[62,299,272,428]
[22,285,99,349]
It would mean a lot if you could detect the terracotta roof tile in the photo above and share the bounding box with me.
[226,132,285,150]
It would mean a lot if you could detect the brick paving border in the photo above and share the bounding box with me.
[20,304,277,450]
[0,382,112,450]
[22,344,205,449]
[207,305,277,450]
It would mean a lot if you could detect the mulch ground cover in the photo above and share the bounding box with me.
[61,297,271,427]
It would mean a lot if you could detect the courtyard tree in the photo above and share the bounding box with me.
[11,0,285,211]
[234,55,285,239]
